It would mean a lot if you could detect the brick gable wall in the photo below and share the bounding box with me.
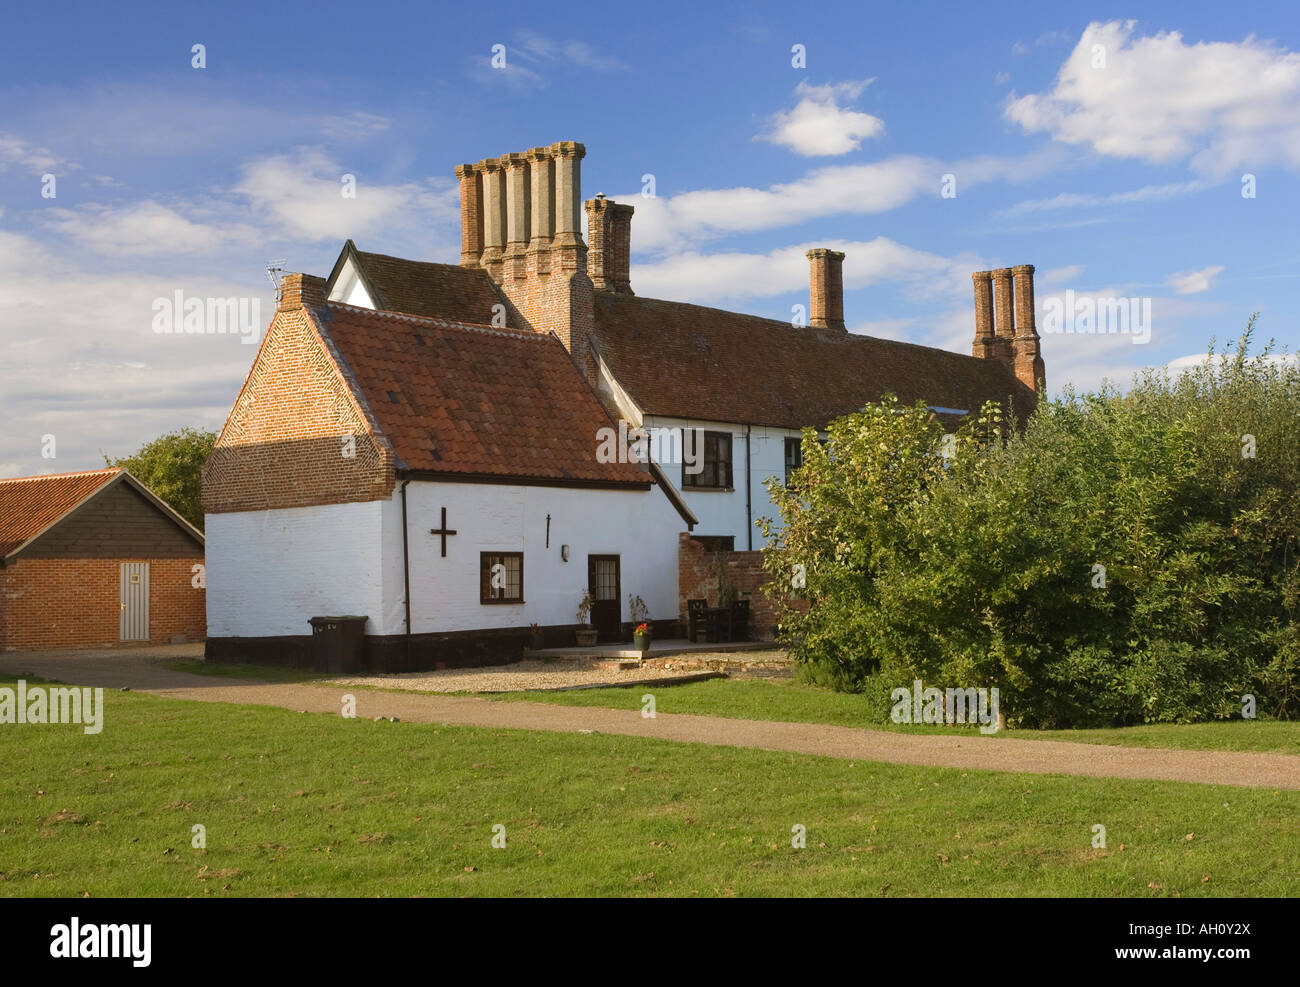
[202,308,396,514]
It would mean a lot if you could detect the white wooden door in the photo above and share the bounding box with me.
[120,562,150,642]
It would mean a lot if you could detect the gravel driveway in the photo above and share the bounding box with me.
[3,645,1299,790]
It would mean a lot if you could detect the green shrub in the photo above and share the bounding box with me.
[761,322,1299,726]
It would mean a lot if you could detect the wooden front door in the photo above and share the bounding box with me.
[587,555,621,643]
[120,562,150,642]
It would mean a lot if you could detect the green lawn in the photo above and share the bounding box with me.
[1,681,1296,897]
[487,678,1300,755]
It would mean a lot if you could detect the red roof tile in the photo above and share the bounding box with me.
[315,305,650,485]
[592,293,1037,428]
[0,469,122,557]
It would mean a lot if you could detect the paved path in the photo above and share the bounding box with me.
[4,647,1299,791]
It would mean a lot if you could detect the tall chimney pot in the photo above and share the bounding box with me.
[807,248,846,331]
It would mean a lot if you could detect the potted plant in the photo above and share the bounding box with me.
[628,595,652,652]
[575,591,598,646]
[632,622,652,653]
[527,622,545,651]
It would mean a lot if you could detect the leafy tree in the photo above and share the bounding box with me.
[105,427,217,531]
[760,322,1298,726]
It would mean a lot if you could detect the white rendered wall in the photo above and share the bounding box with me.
[392,479,683,633]
[205,500,388,637]
[642,415,805,550]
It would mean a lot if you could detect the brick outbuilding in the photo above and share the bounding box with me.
[0,469,206,650]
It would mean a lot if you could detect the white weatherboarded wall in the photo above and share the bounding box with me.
[205,500,388,638]
[206,476,686,639]
[395,479,683,633]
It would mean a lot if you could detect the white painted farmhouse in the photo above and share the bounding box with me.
[202,137,1042,669]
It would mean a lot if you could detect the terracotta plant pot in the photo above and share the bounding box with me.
[575,627,598,647]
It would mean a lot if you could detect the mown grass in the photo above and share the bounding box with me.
[1,681,1295,897]
[487,678,1300,754]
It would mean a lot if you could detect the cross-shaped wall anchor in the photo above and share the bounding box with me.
[430,507,457,557]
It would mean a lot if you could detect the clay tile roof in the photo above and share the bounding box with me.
[592,293,1037,428]
[316,304,650,485]
[0,468,123,557]
[354,249,511,327]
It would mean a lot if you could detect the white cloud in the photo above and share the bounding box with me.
[1167,265,1225,295]
[1006,20,1300,174]
[235,148,458,243]
[631,237,982,308]
[619,147,1062,253]
[0,230,272,478]
[758,79,885,156]
[42,201,260,256]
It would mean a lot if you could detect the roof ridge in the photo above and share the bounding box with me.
[0,467,121,485]
[325,301,550,341]
[602,291,1007,366]
[354,248,467,269]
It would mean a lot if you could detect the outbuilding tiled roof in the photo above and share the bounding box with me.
[314,304,650,485]
[0,469,206,559]
[0,469,123,557]
[592,292,1037,429]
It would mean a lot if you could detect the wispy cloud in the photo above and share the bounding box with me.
[1166,265,1225,295]
[0,133,68,174]
[471,30,630,88]
[41,201,260,256]
[999,179,1215,216]
[320,111,392,141]
[1012,30,1072,56]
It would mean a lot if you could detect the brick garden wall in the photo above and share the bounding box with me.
[0,557,205,650]
[678,532,780,640]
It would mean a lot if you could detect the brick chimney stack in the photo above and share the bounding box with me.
[991,267,1016,366]
[478,159,506,282]
[1011,264,1045,392]
[971,271,995,359]
[454,163,483,268]
[502,153,531,284]
[806,249,846,331]
[277,273,327,312]
[971,265,1046,393]
[585,194,635,294]
[452,140,594,379]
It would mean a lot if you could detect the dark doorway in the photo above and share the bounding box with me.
[587,554,621,643]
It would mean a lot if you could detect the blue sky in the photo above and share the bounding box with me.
[2,0,1298,477]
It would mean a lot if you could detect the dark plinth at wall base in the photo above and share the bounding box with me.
[207,620,675,673]
[205,635,314,667]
